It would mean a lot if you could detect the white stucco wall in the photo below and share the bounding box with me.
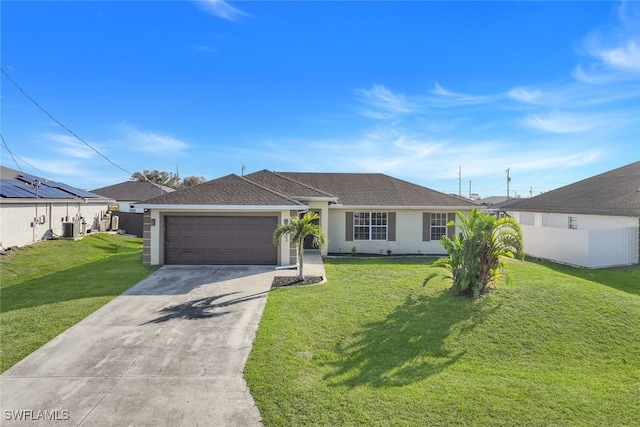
[327,208,469,255]
[0,200,112,248]
[510,210,639,268]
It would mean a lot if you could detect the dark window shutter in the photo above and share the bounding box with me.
[388,212,396,241]
[422,212,431,241]
[446,212,456,239]
[345,212,353,241]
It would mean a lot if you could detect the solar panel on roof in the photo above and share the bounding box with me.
[0,179,75,198]
[15,174,98,198]
[16,174,41,185]
[44,181,98,198]
[0,179,38,197]
[34,185,75,198]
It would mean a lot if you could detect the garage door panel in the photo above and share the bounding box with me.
[165,216,277,265]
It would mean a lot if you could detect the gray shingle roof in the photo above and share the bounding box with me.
[507,161,640,217]
[277,172,477,207]
[91,181,175,202]
[142,174,304,206]
[244,170,336,200]
[139,170,476,208]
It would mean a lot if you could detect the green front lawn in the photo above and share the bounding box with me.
[0,234,153,372]
[245,257,640,426]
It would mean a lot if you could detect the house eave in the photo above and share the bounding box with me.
[329,205,476,210]
[0,197,112,204]
[292,196,339,203]
[135,204,308,211]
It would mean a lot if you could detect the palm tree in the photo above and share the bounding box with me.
[273,211,327,281]
[425,208,524,297]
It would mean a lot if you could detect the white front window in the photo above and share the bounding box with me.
[430,213,448,240]
[354,212,387,240]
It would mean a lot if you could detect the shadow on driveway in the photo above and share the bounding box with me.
[143,290,271,324]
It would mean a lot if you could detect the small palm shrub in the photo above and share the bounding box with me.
[273,211,327,280]
[425,208,524,297]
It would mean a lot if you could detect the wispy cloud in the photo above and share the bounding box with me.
[120,124,190,154]
[509,150,602,172]
[356,85,415,119]
[234,127,608,196]
[19,155,102,180]
[574,2,640,83]
[194,0,248,21]
[507,87,544,104]
[44,133,101,159]
[430,83,504,106]
[597,40,640,72]
[520,112,621,134]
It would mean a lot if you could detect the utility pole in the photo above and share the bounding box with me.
[458,166,461,196]
[468,180,471,199]
[529,186,533,198]
[241,165,247,176]
[506,168,511,199]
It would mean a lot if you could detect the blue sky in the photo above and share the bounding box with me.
[2,1,639,198]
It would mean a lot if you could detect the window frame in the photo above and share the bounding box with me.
[353,212,388,241]
[430,212,448,241]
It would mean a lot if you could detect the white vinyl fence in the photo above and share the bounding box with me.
[521,225,638,268]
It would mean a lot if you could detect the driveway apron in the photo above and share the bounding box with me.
[1,265,274,426]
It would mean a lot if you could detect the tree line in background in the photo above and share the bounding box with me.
[131,170,207,190]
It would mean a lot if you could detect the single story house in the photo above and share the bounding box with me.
[137,170,477,266]
[0,166,113,249]
[91,181,175,237]
[505,161,640,268]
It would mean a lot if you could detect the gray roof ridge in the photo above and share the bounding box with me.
[92,180,174,192]
[234,173,306,206]
[261,170,337,198]
[516,161,640,201]
[504,161,640,216]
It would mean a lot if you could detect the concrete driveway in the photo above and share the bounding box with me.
[1,265,274,426]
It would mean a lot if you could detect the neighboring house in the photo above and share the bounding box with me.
[506,161,640,268]
[479,196,510,206]
[137,170,476,266]
[0,166,113,249]
[91,181,174,213]
[483,197,524,217]
[91,181,175,237]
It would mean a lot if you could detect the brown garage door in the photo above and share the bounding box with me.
[165,216,278,265]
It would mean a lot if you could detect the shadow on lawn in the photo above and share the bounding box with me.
[527,257,640,297]
[322,291,500,388]
[0,252,148,313]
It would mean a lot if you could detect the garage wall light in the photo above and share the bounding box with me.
[151,219,156,226]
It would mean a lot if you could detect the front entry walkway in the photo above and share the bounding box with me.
[1,265,274,426]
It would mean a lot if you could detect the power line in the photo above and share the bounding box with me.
[0,136,55,180]
[0,133,24,173]
[1,67,133,177]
